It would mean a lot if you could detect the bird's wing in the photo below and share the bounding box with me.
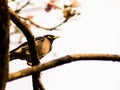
[9,36,45,61]
[10,36,44,53]
[35,36,44,41]
[10,42,28,53]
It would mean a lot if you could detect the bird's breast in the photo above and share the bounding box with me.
[37,38,51,59]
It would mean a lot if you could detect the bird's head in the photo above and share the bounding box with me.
[44,35,60,43]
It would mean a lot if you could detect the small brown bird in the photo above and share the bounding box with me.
[9,35,59,65]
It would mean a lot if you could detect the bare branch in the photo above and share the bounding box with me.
[15,0,30,13]
[9,7,39,65]
[9,7,45,90]
[19,8,81,31]
[20,16,70,31]
[8,53,120,82]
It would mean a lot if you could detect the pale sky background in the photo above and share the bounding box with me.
[7,0,120,90]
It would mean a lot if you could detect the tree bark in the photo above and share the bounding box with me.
[0,0,9,90]
[9,8,45,90]
[8,54,120,81]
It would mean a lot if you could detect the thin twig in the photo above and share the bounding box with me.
[15,0,30,13]
[20,16,69,30]
[19,10,81,31]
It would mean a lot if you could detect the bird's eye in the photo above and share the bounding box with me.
[47,35,51,38]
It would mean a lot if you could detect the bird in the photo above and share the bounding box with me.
[9,34,59,65]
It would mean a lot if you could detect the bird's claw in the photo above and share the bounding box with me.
[27,62,32,66]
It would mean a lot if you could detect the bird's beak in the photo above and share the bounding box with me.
[54,36,60,39]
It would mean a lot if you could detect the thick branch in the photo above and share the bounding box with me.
[0,0,9,90]
[8,53,120,82]
[9,7,39,64]
[9,8,45,90]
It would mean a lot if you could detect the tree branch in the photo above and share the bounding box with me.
[8,53,120,82]
[0,0,9,90]
[15,0,30,13]
[9,7,45,90]
[20,16,70,31]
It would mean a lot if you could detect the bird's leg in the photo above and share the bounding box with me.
[26,56,32,66]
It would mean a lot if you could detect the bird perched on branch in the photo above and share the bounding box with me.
[9,35,59,65]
